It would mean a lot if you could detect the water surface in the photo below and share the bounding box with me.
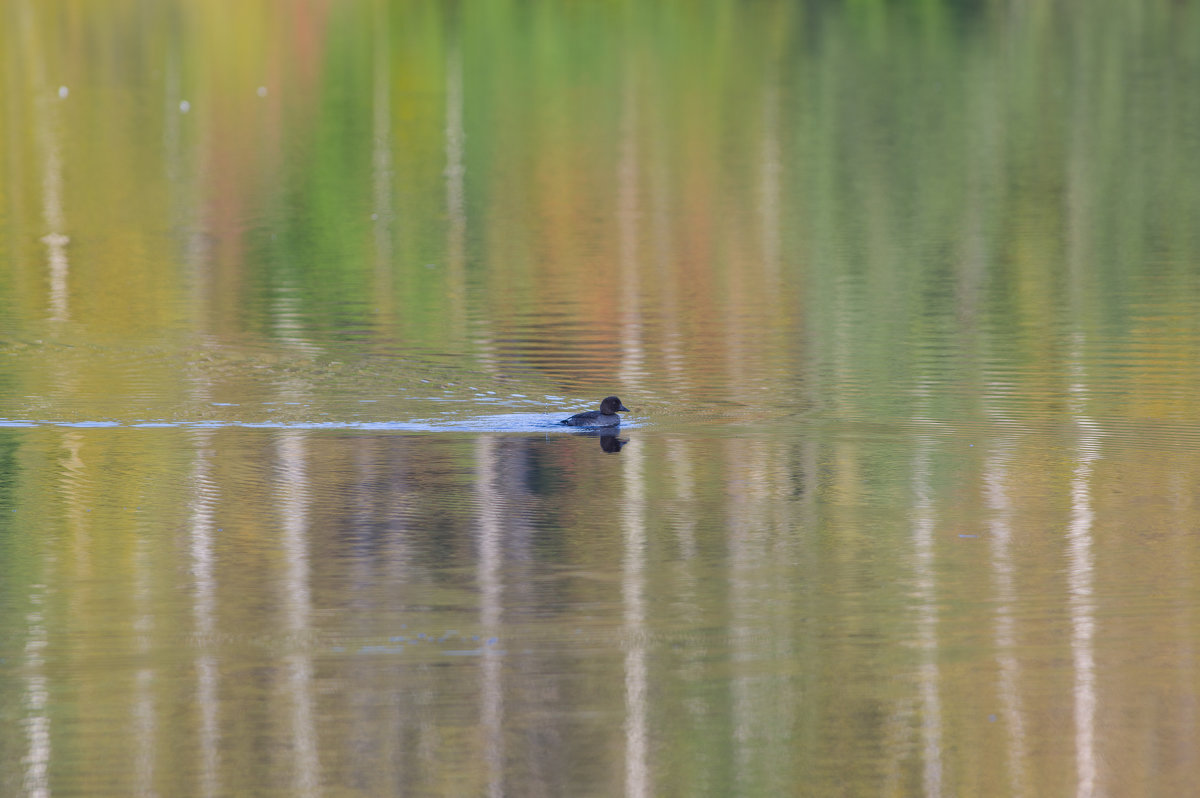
[2,1,1200,795]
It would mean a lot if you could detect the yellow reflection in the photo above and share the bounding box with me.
[474,435,504,798]
[277,431,318,795]
[189,429,221,797]
[620,68,650,788]
[22,588,50,798]
[618,63,645,386]
[1067,336,1100,798]
[984,438,1029,795]
[445,34,469,351]
[912,436,943,797]
[622,437,648,798]
[23,0,71,322]
[372,0,395,326]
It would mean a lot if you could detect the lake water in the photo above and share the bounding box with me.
[3,1,1200,795]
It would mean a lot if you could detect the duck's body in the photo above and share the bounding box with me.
[560,396,629,427]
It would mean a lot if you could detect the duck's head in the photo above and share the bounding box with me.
[600,396,630,415]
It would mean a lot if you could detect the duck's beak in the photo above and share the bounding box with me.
[618,403,629,412]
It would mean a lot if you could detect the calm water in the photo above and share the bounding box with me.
[3,1,1200,795]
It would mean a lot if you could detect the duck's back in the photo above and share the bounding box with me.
[560,410,618,427]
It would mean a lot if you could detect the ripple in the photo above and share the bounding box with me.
[0,415,641,434]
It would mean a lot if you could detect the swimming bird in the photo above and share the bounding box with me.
[559,396,629,427]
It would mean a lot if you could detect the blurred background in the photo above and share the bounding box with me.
[2,1,1199,795]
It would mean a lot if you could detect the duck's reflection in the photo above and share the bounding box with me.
[601,435,628,453]
[566,429,630,453]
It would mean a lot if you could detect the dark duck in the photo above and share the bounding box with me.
[559,396,629,427]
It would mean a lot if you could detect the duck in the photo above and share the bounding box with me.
[559,396,629,427]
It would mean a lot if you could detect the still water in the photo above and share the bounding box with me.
[3,0,1200,795]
